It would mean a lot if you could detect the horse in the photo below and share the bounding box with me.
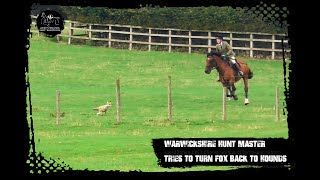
[204,51,253,105]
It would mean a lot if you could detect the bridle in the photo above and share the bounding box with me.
[207,56,230,75]
[207,57,218,72]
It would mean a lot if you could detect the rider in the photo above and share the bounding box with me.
[215,35,243,76]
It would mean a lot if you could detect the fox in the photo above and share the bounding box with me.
[93,101,112,116]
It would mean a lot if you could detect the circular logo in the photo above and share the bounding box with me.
[36,10,64,37]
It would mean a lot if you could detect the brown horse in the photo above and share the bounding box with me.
[204,51,253,105]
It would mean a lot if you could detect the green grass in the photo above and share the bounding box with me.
[27,35,289,172]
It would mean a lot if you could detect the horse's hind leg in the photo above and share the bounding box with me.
[243,78,249,105]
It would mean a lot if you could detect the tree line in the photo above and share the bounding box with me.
[31,5,287,34]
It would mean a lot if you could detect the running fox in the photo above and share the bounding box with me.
[93,101,112,116]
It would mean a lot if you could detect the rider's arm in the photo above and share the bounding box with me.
[225,42,234,56]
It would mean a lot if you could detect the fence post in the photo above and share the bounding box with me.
[129,27,133,50]
[276,86,280,121]
[208,31,212,52]
[116,79,121,124]
[188,31,192,54]
[249,33,253,58]
[222,87,227,121]
[168,29,172,53]
[108,25,112,48]
[229,32,233,47]
[168,76,173,121]
[89,24,92,39]
[68,22,74,45]
[56,90,61,124]
[272,35,275,60]
[148,29,152,52]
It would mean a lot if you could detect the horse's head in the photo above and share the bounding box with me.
[204,51,218,74]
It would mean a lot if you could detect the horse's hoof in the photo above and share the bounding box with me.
[233,95,238,100]
[244,98,249,105]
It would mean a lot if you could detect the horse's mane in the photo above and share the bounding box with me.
[207,50,222,57]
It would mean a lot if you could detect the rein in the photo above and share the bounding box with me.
[210,57,230,75]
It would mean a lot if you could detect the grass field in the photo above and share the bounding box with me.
[27,35,289,172]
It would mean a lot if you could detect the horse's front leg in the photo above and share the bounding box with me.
[226,87,232,101]
[225,81,237,100]
[243,78,249,105]
[224,81,231,99]
[222,80,232,100]
[231,84,238,100]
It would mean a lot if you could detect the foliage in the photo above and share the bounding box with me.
[56,6,286,33]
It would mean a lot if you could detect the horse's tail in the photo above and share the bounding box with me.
[248,68,254,79]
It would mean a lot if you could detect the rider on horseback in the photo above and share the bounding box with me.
[215,35,244,76]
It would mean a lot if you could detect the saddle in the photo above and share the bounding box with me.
[222,57,242,77]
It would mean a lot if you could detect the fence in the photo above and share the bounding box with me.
[53,79,282,124]
[31,15,290,59]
